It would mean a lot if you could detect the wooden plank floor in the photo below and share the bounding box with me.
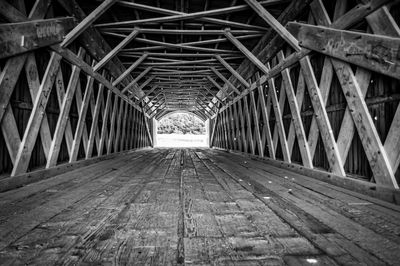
[0,148,399,265]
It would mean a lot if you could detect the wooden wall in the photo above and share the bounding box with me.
[0,0,152,178]
[210,0,400,188]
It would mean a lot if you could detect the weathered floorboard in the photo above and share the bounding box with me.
[0,148,399,265]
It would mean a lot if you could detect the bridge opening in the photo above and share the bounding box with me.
[155,112,208,147]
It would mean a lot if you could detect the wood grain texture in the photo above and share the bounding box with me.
[1,148,399,265]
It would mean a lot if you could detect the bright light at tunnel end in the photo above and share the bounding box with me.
[306,258,318,264]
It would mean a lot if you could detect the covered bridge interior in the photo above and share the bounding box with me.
[0,0,400,264]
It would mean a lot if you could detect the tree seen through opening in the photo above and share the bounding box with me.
[156,113,207,147]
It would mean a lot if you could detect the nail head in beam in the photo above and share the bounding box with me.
[61,0,118,48]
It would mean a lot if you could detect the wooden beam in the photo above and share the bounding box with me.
[148,100,166,117]
[121,66,152,94]
[286,69,307,157]
[249,89,263,156]
[50,45,142,112]
[216,0,391,116]
[70,70,95,162]
[114,100,125,152]
[46,48,85,168]
[141,84,158,100]
[112,53,148,86]
[224,30,270,75]
[0,17,75,59]
[203,86,223,104]
[288,22,400,80]
[107,96,119,154]
[12,52,62,176]
[237,99,248,152]
[244,0,301,52]
[138,76,155,90]
[131,37,239,54]
[60,0,117,47]
[232,99,243,151]
[0,0,27,22]
[255,72,274,159]
[332,59,397,187]
[107,28,263,35]
[142,112,153,147]
[93,28,139,71]
[98,91,112,155]
[128,34,262,52]
[300,56,346,176]
[266,63,290,162]
[56,0,148,103]
[210,107,220,147]
[277,51,313,168]
[215,55,250,88]
[211,67,241,95]
[1,107,21,165]
[0,0,52,125]
[96,3,268,30]
[228,105,237,150]
[311,0,398,187]
[86,78,105,158]
[24,53,52,160]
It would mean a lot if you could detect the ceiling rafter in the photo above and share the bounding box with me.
[78,0,293,118]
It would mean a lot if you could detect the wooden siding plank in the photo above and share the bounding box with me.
[12,52,62,176]
[70,74,95,162]
[311,1,398,187]
[255,73,275,159]
[300,56,345,176]
[288,23,400,80]
[46,49,85,167]
[0,17,75,59]
[267,63,290,162]
[249,89,264,156]
[278,51,312,167]
[60,0,117,48]
[87,82,105,159]
[24,53,52,160]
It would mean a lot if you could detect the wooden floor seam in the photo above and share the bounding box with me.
[0,148,399,265]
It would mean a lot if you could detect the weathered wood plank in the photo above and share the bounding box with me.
[310,1,398,188]
[249,89,263,156]
[60,0,117,47]
[93,28,139,72]
[300,56,345,176]
[266,63,290,162]
[225,30,270,75]
[278,51,312,167]
[87,80,105,159]
[255,73,275,158]
[99,91,112,155]
[0,17,75,59]
[12,52,62,176]
[106,96,119,155]
[244,0,301,51]
[47,48,85,167]
[288,22,400,80]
